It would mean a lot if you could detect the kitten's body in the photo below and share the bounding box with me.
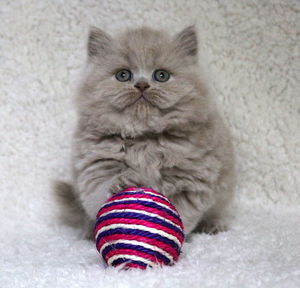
[56,26,235,237]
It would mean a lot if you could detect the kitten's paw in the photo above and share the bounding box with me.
[82,228,94,240]
[197,220,228,235]
[109,173,145,194]
[79,219,95,240]
[109,182,125,194]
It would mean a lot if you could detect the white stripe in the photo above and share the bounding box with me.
[121,189,169,202]
[100,239,174,264]
[107,254,157,267]
[99,208,182,231]
[96,223,181,247]
[103,197,175,214]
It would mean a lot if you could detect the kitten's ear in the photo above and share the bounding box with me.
[88,26,113,58]
[173,26,198,58]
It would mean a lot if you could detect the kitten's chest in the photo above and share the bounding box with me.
[122,137,162,172]
[121,135,192,172]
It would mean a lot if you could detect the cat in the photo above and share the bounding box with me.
[55,25,236,239]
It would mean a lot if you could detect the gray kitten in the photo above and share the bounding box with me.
[55,26,235,238]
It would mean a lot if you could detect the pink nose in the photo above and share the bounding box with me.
[134,81,150,92]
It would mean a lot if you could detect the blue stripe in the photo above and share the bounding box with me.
[101,199,181,222]
[102,243,171,265]
[110,191,170,204]
[95,211,184,239]
[96,227,181,254]
[111,257,148,268]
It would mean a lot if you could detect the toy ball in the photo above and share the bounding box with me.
[94,187,185,270]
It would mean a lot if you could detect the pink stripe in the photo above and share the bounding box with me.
[111,187,182,219]
[108,193,174,210]
[112,187,182,220]
[121,187,163,196]
[105,248,164,265]
[119,262,147,270]
[95,218,184,243]
[97,203,183,227]
[97,234,179,261]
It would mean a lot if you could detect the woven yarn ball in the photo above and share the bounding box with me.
[94,187,185,270]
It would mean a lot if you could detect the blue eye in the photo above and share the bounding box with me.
[153,70,170,82]
[115,69,132,82]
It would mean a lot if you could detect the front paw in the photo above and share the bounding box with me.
[196,220,228,235]
[109,172,144,194]
[109,181,127,194]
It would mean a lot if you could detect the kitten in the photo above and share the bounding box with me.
[55,26,236,238]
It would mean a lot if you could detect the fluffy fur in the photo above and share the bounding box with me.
[56,26,236,237]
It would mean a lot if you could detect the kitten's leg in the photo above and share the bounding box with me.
[195,206,229,235]
[168,188,215,234]
[77,166,147,224]
[54,180,94,239]
[109,168,149,193]
[194,171,235,235]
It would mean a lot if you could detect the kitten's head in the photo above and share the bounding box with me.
[78,26,210,137]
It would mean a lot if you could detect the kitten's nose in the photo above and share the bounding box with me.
[134,81,150,92]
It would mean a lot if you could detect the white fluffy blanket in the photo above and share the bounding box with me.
[1,1,299,287]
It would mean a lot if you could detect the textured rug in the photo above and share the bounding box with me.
[1,1,299,287]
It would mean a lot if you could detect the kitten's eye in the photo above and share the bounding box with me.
[153,69,170,82]
[115,69,132,82]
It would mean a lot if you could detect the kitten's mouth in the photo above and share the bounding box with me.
[132,94,151,105]
[137,95,147,102]
[122,92,158,110]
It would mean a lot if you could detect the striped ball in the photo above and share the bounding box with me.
[94,187,185,270]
